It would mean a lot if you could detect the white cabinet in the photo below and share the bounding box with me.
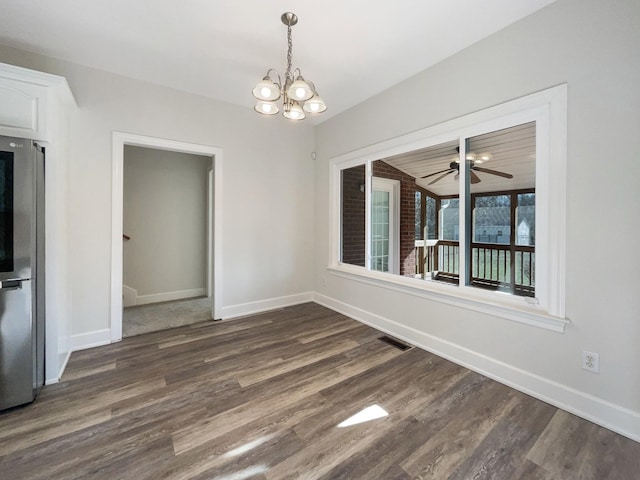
[0,62,76,384]
[0,77,47,139]
[0,63,75,141]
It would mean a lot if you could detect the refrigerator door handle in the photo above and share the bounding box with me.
[0,279,23,290]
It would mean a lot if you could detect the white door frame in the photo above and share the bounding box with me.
[110,132,223,342]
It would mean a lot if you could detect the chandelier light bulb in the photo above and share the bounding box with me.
[252,76,281,101]
[254,101,279,115]
[303,94,327,114]
[284,101,305,120]
[287,77,313,101]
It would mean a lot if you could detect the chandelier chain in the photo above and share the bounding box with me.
[286,24,293,84]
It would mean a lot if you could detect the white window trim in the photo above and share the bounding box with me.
[329,84,568,333]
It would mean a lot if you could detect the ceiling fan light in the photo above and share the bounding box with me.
[303,94,327,113]
[254,101,279,115]
[478,152,492,162]
[287,77,314,101]
[283,101,305,120]
[253,76,281,101]
[465,152,476,161]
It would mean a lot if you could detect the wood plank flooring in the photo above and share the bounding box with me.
[1,302,638,479]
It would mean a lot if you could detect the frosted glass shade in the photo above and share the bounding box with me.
[252,77,281,101]
[303,94,327,114]
[287,77,313,101]
[254,101,279,115]
[283,102,305,120]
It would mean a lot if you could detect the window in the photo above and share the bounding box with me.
[330,85,567,329]
[340,164,365,267]
[415,192,437,241]
[470,190,535,296]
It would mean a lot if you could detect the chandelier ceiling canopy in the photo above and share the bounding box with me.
[252,12,326,121]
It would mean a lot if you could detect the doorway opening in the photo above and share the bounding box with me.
[111,133,223,342]
[122,146,210,336]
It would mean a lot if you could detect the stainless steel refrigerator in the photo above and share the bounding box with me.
[0,135,45,410]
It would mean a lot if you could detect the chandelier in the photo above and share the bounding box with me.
[252,12,326,120]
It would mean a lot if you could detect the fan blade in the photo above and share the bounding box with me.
[428,170,455,185]
[421,167,455,179]
[472,166,514,179]
[455,170,480,183]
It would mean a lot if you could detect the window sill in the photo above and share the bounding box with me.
[326,264,568,333]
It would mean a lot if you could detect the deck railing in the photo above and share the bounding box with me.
[415,240,535,296]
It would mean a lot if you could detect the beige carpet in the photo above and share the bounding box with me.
[123,296,214,337]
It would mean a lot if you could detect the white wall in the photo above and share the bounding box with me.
[0,43,316,339]
[123,146,210,301]
[2,0,638,441]
[314,0,640,440]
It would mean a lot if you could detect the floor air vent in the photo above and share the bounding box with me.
[378,335,413,351]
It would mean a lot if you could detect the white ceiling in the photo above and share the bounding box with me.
[0,1,556,122]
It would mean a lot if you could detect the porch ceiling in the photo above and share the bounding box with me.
[381,122,536,197]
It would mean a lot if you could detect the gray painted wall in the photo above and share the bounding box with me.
[123,146,210,299]
[1,0,638,440]
[314,0,640,437]
[0,42,315,336]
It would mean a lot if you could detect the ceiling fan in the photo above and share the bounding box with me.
[420,153,514,186]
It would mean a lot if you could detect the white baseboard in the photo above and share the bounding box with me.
[313,293,640,443]
[45,349,72,385]
[221,292,314,320]
[122,284,137,307]
[71,328,112,352]
[57,349,71,382]
[135,288,207,306]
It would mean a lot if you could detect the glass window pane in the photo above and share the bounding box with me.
[425,195,437,240]
[374,140,459,280]
[516,193,535,246]
[341,164,366,267]
[439,198,459,241]
[473,195,511,245]
[371,189,390,273]
[467,121,536,297]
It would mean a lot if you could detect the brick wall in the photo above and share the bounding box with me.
[373,160,417,277]
[341,165,366,266]
[340,161,418,276]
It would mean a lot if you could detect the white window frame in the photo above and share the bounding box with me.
[329,85,568,333]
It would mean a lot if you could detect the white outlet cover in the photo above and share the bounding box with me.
[582,351,600,373]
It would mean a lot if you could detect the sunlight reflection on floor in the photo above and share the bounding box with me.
[223,434,277,458]
[337,404,389,428]
[212,464,268,480]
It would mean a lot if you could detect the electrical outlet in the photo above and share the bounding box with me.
[582,351,599,373]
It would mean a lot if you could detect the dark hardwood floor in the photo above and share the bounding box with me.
[1,303,638,479]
